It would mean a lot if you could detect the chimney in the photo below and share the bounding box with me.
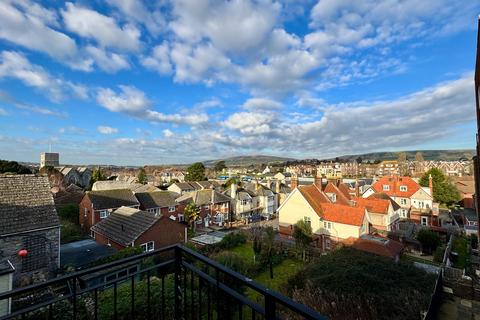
[275,179,281,193]
[267,177,272,189]
[429,174,433,196]
[254,179,260,191]
[291,175,298,190]
[314,172,322,191]
[231,181,237,199]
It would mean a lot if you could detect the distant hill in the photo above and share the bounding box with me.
[324,149,475,162]
[203,155,296,167]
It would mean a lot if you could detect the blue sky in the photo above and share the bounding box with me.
[0,0,478,165]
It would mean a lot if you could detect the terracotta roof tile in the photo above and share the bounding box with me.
[371,176,421,198]
[352,235,404,259]
[355,197,390,214]
[320,203,365,226]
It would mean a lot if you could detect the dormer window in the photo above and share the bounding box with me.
[383,185,390,191]
[326,193,336,203]
[400,185,407,192]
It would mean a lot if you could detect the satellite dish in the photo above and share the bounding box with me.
[51,186,59,194]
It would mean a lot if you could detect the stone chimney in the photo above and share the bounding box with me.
[231,181,237,199]
[355,179,360,197]
[291,175,298,190]
[275,179,281,193]
[428,174,433,196]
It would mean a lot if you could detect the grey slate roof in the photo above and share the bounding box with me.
[91,207,159,246]
[0,174,59,235]
[135,191,177,209]
[243,183,274,197]
[86,189,139,210]
[176,189,231,205]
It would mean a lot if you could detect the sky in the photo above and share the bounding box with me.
[0,0,479,166]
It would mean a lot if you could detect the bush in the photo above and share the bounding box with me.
[89,246,143,267]
[60,220,83,244]
[217,232,247,250]
[433,245,446,263]
[471,234,478,249]
[213,251,250,275]
[57,204,79,224]
[416,229,440,254]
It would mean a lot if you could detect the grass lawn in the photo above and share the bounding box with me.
[402,253,441,266]
[247,258,305,303]
[230,242,255,261]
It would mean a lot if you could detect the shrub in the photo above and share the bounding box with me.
[60,220,83,244]
[57,204,79,224]
[416,229,440,254]
[217,232,247,250]
[433,245,446,263]
[471,234,478,249]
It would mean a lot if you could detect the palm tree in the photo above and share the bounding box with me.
[184,202,200,231]
[293,220,312,261]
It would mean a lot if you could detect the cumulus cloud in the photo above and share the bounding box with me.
[97,126,118,134]
[0,51,87,101]
[96,85,151,113]
[163,129,174,138]
[140,41,172,75]
[62,2,141,52]
[85,46,130,73]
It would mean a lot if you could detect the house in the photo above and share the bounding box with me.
[355,196,400,232]
[278,184,368,251]
[351,235,404,262]
[135,191,182,221]
[273,172,291,182]
[243,181,277,218]
[79,189,140,232]
[376,161,400,176]
[168,182,197,195]
[92,180,160,193]
[52,183,84,208]
[0,175,60,286]
[90,207,186,251]
[362,176,437,226]
[176,189,231,228]
[224,183,259,222]
[451,176,475,209]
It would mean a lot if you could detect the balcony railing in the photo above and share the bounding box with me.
[0,245,326,320]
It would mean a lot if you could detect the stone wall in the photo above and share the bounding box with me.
[0,228,60,287]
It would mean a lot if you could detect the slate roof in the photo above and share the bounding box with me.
[176,189,231,205]
[135,191,177,209]
[243,183,274,197]
[85,189,139,210]
[91,207,160,246]
[0,174,59,235]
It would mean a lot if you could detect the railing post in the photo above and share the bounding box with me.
[174,246,182,320]
[265,294,276,320]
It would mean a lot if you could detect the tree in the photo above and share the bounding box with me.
[251,227,263,264]
[416,229,440,254]
[214,161,226,173]
[0,160,32,174]
[397,152,407,162]
[184,202,200,230]
[419,168,460,205]
[185,162,206,181]
[263,226,276,279]
[137,168,147,184]
[397,152,408,175]
[293,220,312,261]
[223,177,238,188]
[415,151,424,162]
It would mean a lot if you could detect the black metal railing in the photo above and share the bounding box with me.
[0,245,326,320]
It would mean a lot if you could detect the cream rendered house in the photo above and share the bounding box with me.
[278,184,369,251]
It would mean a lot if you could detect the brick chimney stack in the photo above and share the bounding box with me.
[291,175,298,190]
[355,179,360,197]
[313,170,322,191]
[429,174,433,196]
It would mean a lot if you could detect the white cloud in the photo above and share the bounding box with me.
[0,108,8,116]
[97,126,118,134]
[96,85,150,113]
[146,110,209,126]
[242,98,282,110]
[61,2,141,52]
[85,46,130,73]
[0,1,78,61]
[107,0,167,36]
[163,129,174,138]
[140,41,172,75]
[0,51,87,101]
[223,111,276,135]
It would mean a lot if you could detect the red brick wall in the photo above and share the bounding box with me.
[92,231,125,250]
[135,217,186,249]
[79,195,94,232]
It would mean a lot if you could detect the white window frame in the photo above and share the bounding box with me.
[323,221,332,229]
[168,206,176,213]
[178,214,185,222]
[383,185,390,191]
[304,216,311,227]
[141,241,154,252]
[99,210,108,219]
[400,185,407,192]
[90,231,95,239]
[421,216,428,226]
[400,198,407,205]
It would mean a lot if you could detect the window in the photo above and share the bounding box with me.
[90,231,95,239]
[325,238,331,250]
[304,216,311,227]
[383,185,390,191]
[168,206,176,213]
[421,216,428,226]
[401,209,407,218]
[99,210,108,219]
[323,221,332,229]
[178,214,185,222]
[400,185,407,192]
[140,241,154,252]
[84,208,88,217]
[400,198,407,205]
